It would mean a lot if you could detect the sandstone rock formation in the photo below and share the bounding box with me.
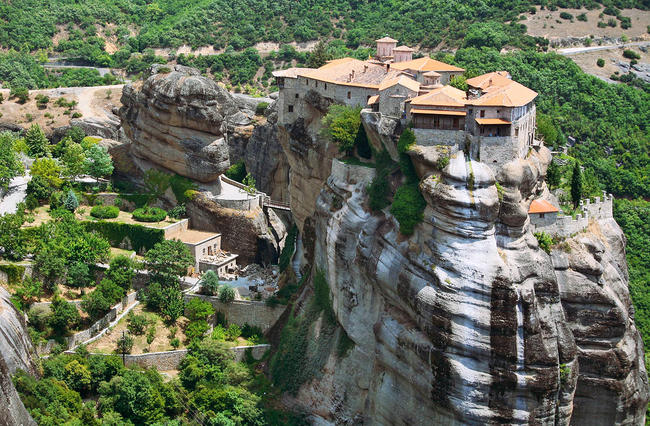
[119,64,236,183]
[118,65,288,198]
[0,287,38,426]
[274,105,649,424]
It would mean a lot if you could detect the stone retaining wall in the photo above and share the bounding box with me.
[37,292,138,355]
[531,193,613,238]
[184,294,283,331]
[330,159,376,185]
[68,344,270,370]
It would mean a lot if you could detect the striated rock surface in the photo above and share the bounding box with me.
[274,108,649,424]
[0,287,38,425]
[119,64,236,183]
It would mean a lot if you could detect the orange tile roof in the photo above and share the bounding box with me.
[411,109,466,116]
[528,199,559,214]
[475,118,511,125]
[393,45,414,52]
[391,57,465,73]
[423,71,441,77]
[409,85,466,108]
[466,72,537,107]
[300,58,401,89]
[378,75,420,92]
[367,95,379,105]
[466,71,511,89]
[376,36,398,43]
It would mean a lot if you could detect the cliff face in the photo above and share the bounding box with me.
[0,287,38,425]
[118,65,288,199]
[275,107,649,424]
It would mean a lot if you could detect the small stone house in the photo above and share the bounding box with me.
[528,199,560,230]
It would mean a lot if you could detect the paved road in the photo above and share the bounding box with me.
[0,173,29,215]
[558,41,650,55]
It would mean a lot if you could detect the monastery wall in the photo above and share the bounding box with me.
[184,294,283,331]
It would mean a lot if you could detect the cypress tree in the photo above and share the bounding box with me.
[571,161,583,208]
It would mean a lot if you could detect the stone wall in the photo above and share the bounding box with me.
[530,194,614,238]
[330,159,376,185]
[160,219,189,239]
[37,292,138,355]
[582,192,613,221]
[413,128,466,149]
[184,294,284,331]
[70,344,270,370]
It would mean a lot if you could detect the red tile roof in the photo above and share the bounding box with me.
[528,199,559,214]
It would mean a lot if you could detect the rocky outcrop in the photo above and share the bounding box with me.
[0,287,38,425]
[275,107,648,423]
[119,64,236,183]
[186,192,280,265]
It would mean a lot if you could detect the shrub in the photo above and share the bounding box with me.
[200,270,220,295]
[146,326,155,345]
[607,18,617,27]
[577,13,587,22]
[132,207,167,222]
[63,190,79,212]
[219,285,236,304]
[67,262,91,288]
[35,94,49,109]
[116,333,134,354]
[157,66,172,73]
[126,312,149,335]
[278,225,298,272]
[71,112,82,118]
[225,160,247,183]
[534,231,553,254]
[241,323,263,339]
[185,320,209,342]
[185,298,215,322]
[168,204,186,219]
[436,155,450,170]
[559,12,573,20]
[90,205,119,219]
[255,101,269,115]
[390,183,426,235]
[83,221,165,253]
[226,323,241,341]
[169,174,197,204]
[11,87,28,103]
[596,58,605,67]
[623,49,641,60]
[170,337,180,349]
[397,128,416,154]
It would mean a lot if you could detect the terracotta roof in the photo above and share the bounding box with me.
[409,85,466,107]
[466,71,537,107]
[367,95,379,105]
[423,71,441,77]
[391,57,465,73]
[475,118,511,125]
[466,71,511,89]
[378,75,420,92]
[411,109,466,116]
[393,45,414,52]
[528,199,559,214]
[376,36,398,43]
[272,67,312,78]
[300,58,401,88]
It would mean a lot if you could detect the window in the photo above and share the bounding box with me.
[540,213,545,218]
[325,83,327,90]
[453,117,459,129]
[288,105,294,112]
[295,93,299,98]
[480,110,485,118]
[468,108,473,114]
[496,110,500,114]
[515,128,519,137]
[347,91,351,99]
[315,81,318,87]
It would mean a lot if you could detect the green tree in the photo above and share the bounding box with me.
[0,132,24,191]
[546,160,561,189]
[105,255,134,292]
[62,142,86,181]
[24,124,48,157]
[0,212,26,260]
[306,40,331,68]
[31,157,62,188]
[49,297,81,334]
[571,161,583,208]
[200,270,220,295]
[161,286,185,323]
[63,190,79,212]
[115,333,134,355]
[67,261,90,288]
[10,87,29,104]
[144,239,193,287]
[85,144,113,180]
[98,370,166,424]
[449,75,468,91]
[219,285,236,304]
[185,298,215,321]
[321,105,362,154]
[64,359,91,394]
